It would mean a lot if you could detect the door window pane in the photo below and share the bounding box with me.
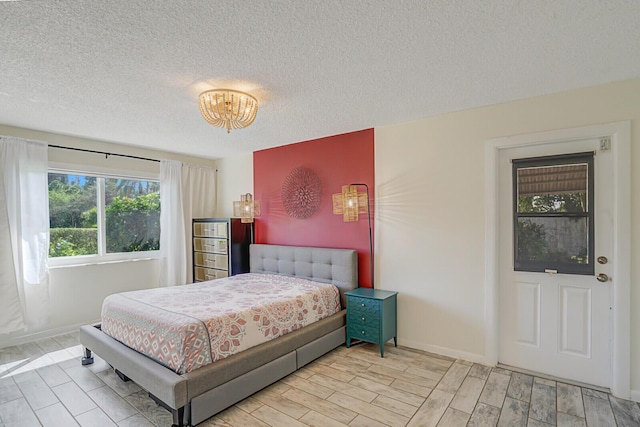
[516,217,589,265]
[517,164,588,213]
[513,153,593,275]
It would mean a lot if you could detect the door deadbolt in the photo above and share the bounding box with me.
[596,273,609,282]
[597,256,608,265]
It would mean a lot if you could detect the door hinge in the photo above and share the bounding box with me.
[600,137,611,151]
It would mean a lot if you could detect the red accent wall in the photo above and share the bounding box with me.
[253,129,374,288]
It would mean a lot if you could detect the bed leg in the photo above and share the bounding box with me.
[149,393,188,427]
[81,348,94,365]
[171,406,185,427]
[115,369,131,382]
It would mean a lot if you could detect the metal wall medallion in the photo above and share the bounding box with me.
[281,166,322,219]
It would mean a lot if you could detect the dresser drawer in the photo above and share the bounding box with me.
[193,237,227,254]
[193,222,228,238]
[194,252,228,269]
[194,267,229,282]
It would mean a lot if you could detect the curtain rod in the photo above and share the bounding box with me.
[48,144,160,163]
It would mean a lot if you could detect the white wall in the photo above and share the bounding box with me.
[214,152,254,218]
[0,125,217,347]
[20,259,160,345]
[375,78,640,395]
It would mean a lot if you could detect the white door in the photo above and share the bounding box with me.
[498,137,613,387]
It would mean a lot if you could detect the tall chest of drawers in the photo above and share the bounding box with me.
[345,288,398,357]
[192,218,252,282]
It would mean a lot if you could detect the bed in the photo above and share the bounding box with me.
[79,244,358,427]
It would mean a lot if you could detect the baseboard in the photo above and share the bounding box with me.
[630,389,640,403]
[399,338,488,365]
[0,319,100,349]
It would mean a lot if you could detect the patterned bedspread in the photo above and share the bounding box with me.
[100,273,341,374]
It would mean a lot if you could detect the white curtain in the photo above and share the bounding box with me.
[181,165,217,284]
[159,160,186,286]
[159,161,216,286]
[0,137,50,334]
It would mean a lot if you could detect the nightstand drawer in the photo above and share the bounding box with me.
[348,324,380,341]
[347,310,380,327]
[347,296,381,322]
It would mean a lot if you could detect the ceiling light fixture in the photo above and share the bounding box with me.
[198,89,258,133]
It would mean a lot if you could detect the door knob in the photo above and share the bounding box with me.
[596,273,609,282]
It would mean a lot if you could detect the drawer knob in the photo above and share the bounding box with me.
[361,330,365,335]
[361,317,365,321]
[361,303,365,307]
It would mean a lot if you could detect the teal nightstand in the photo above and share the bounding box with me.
[345,288,398,357]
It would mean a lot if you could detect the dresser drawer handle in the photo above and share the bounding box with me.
[361,303,365,307]
[361,317,365,321]
[361,330,365,335]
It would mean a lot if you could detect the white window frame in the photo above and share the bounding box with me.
[48,163,160,267]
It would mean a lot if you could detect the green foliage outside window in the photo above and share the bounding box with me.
[516,193,589,266]
[106,192,160,253]
[48,175,97,229]
[517,193,586,214]
[49,228,98,257]
[48,173,160,258]
[516,219,547,261]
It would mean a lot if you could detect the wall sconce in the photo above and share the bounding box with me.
[332,183,374,288]
[233,193,261,223]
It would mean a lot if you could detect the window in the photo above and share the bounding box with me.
[49,171,160,263]
[513,152,594,275]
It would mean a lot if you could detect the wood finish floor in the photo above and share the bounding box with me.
[0,332,638,426]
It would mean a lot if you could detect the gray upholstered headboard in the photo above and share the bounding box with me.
[249,244,358,308]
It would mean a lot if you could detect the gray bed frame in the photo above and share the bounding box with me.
[79,244,358,427]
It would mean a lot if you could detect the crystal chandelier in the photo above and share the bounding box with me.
[198,89,258,133]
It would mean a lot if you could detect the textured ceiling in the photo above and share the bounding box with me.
[1,1,639,159]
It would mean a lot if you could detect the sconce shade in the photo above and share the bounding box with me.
[332,185,368,222]
[233,193,261,223]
